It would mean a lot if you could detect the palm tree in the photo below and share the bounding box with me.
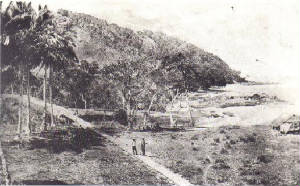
[2,2,77,133]
[29,5,78,130]
[2,1,36,135]
[2,2,77,135]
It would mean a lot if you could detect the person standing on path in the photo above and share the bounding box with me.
[132,139,137,155]
[141,138,146,156]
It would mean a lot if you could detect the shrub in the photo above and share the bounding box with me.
[219,129,226,134]
[213,159,230,169]
[171,135,176,139]
[225,142,232,149]
[257,155,273,164]
[238,135,256,143]
[113,109,128,126]
[192,147,199,151]
[229,139,236,144]
[213,138,220,143]
[220,148,229,154]
[191,135,198,140]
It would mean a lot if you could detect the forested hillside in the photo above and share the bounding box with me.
[2,4,245,127]
[56,9,244,85]
[49,9,245,107]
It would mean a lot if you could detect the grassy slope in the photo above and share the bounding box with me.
[114,126,299,186]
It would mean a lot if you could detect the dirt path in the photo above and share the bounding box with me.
[4,94,193,186]
[102,134,194,186]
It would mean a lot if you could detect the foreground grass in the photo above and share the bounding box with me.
[114,126,300,186]
[0,124,169,185]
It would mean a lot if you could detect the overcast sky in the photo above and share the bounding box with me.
[3,0,300,83]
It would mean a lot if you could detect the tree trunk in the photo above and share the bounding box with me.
[121,94,126,110]
[185,92,194,127]
[103,107,106,121]
[11,84,14,94]
[119,90,130,127]
[143,113,147,127]
[18,105,22,135]
[26,66,31,135]
[169,112,175,127]
[18,63,24,136]
[143,93,156,126]
[49,63,54,127]
[126,103,132,129]
[81,94,87,109]
[169,90,179,128]
[42,65,47,131]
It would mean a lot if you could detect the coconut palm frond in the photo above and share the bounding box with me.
[3,1,36,35]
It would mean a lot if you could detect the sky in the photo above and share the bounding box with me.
[3,0,300,84]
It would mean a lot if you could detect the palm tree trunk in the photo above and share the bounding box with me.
[81,94,87,109]
[18,63,24,136]
[18,106,22,135]
[11,84,14,94]
[26,66,31,135]
[42,65,47,131]
[49,63,54,127]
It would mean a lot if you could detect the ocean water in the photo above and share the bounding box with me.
[224,83,299,113]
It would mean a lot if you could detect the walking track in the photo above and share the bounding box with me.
[4,94,194,186]
[102,134,194,186]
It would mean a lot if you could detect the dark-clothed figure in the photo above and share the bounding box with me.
[132,139,137,155]
[141,138,146,156]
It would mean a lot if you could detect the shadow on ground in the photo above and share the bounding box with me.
[138,126,186,133]
[5,127,107,154]
[14,179,74,185]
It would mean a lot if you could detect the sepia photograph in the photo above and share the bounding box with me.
[0,0,299,185]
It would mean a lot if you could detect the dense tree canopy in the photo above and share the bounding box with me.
[1,3,246,127]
